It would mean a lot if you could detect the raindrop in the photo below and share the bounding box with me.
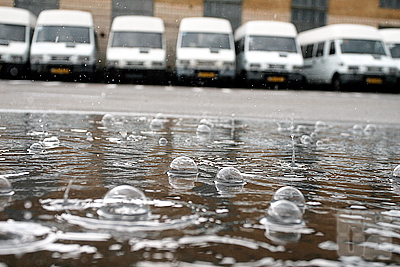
[97,185,150,221]
[0,177,13,196]
[168,156,198,176]
[300,135,312,145]
[266,200,304,225]
[272,186,306,212]
[159,137,168,146]
[86,132,94,141]
[393,165,400,178]
[363,124,377,135]
[28,142,45,154]
[42,136,60,148]
[314,121,327,132]
[120,129,128,139]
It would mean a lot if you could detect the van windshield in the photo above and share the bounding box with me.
[36,26,90,43]
[111,32,162,48]
[388,43,400,58]
[0,23,26,42]
[248,36,298,53]
[340,39,386,55]
[181,32,231,49]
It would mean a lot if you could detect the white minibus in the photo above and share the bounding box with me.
[175,17,235,85]
[298,24,397,90]
[0,6,36,78]
[106,15,166,83]
[30,9,98,81]
[234,20,304,87]
[380,28,400,84]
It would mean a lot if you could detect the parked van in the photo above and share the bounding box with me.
[234,21,304,87]
[298,24,397,90]
[175,17,235,85]
[30,9,97,81]
[106,15,166,83]
[380,28,400,84]
[0,6,36,78]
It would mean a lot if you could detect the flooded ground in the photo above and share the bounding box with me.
[0,111,400,266]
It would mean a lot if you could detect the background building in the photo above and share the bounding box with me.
[1,0,400,69]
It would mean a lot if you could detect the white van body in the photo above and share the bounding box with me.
[380,28,400,81]
[298,24,397,90]
[30,9,97,80]
[0,6,36,77]
[106,16,166,82]
[234,21,304,86]
[175,17,235,84]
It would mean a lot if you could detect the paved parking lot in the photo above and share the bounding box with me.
[0,80,399,124]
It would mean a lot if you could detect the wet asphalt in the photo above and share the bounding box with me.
[0,80,399,124]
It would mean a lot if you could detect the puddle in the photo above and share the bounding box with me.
[0,111,399,265]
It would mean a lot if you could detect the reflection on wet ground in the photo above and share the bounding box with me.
[0,111,400,266]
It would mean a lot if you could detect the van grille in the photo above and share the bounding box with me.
[269,64,285,70]
[126,61,144,66]
[197,60,215,67]
[51,56,70,61]
[367,66,382,72]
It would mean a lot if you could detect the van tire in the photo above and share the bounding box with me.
[332,74,342,91]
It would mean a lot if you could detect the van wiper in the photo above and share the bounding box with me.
[0,40,9,46]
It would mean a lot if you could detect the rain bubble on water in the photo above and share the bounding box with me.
[266,199,304,226]
[199,118,214,129]
[28,142,45,154]
[352,124,363,135]
[214,167,246,194]
[0,177,14,196]
[86,132,94,141]
[197,124,211,134]
[159,137,168,146]
[101,114,115,126]
[300,135,312,145]
[97,185,150,221]
[272,186,306,212]
[42,136,60,149]
[168,156,198,176]
[149,118,163,131]
[393,165,400,178]
[363,124,377,136]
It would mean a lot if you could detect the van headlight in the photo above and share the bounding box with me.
[10,55,24,63]
[152,61,164,67]
[249,63,261,70]
[31,55,43,63]
[348,66,359,72]
[179,60,190,67]
[223,61,234,68]
[107,60,119,67]
[389,67,398,74]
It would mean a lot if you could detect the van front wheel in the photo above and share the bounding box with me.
[332,75,342,91]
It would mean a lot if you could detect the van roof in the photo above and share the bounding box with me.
[298,24,382,45]
[0,6,36,27]
[111,16,164,32]
[380,28,400,44]
[234,20,298,40]
[37,9,93,27]
[179,17,232,34]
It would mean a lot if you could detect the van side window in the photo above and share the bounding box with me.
[316,42,324,57]
[303,44,313,58]
[235,38,244,55]
[329,41,335,55]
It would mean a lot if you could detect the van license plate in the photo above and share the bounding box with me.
[267,76,285,82]
[51,68,70,75]
[366,77,382,84]
[198,72,215,78]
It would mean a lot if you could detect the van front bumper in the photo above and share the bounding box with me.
[245,70,304,84]
[339,73,397,86]
[0,62,29,77]
[31,63,96,75]
[107,67,166,81]
[176,68,235,81]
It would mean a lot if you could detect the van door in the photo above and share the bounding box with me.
[323,40,338,83]
[302,43,315,83]
[312,41,326,83]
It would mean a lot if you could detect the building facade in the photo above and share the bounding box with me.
[1,0,400,69]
